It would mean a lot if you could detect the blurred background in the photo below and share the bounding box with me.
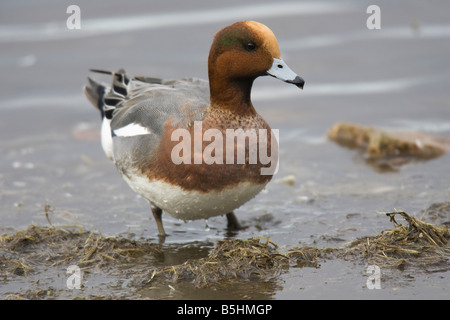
[0,0,449,299]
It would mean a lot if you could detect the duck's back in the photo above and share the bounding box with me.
[111,77,210,138]
[84,71,210,161]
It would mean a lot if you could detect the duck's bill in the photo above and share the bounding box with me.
[266,58,305,89]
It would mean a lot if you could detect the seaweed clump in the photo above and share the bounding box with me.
[147,237,323,287]
[1,208,449,298]
[327,122,447,171]
[341,211,449,270]
[0,225,162,278]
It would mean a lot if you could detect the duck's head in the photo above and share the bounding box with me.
[208,21,304,108]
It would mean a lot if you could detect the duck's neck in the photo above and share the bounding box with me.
[209,74,257,116]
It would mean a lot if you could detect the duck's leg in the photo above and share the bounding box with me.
[150,205,167,237]
[226,212,241,229]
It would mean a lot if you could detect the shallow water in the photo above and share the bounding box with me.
[1,0,449,299]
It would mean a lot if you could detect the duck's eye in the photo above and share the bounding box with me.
[246,42,257,52]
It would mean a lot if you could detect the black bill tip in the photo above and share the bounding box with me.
[287,76,305,89]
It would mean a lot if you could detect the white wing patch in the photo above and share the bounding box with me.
[114,122,151,137]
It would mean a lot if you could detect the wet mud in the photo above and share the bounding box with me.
[1,207,448,299]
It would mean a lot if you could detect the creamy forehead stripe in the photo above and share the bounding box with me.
[245,21,281,58]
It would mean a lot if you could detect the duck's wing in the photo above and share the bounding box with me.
[84,69,210,160]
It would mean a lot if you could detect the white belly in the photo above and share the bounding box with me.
[122,171,266,220]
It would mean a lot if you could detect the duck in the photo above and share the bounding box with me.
[84,21,304,237]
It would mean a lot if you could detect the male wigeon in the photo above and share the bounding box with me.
[84,21,304,237]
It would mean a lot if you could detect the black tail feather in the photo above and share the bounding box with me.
[84,69,165,120]
[84,69,130,119]
[83,76,107,118]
